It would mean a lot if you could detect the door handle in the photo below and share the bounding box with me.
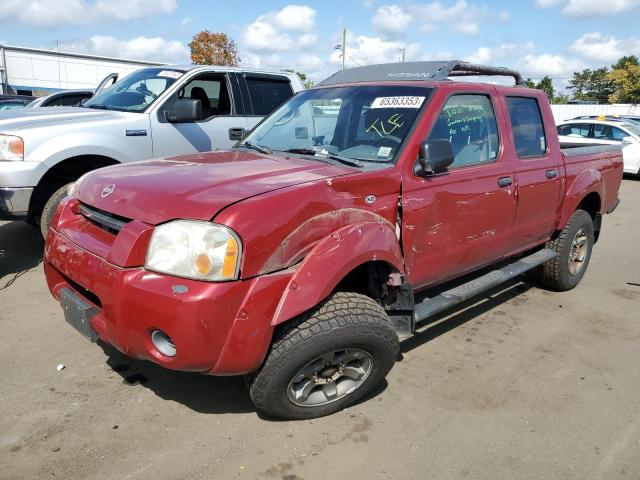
[229,127,246,141]
[546,169,558,179]
[498,176,513,188]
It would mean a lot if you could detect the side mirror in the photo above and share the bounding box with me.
[415,139,454,176]
[621,136,635,144]
[165,99,202,123]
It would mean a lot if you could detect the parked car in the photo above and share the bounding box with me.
[43,61,623,420]
[569,115,640,128]
[0,94,35,111]
[557,118,640,175]
[0,65,304,235]
[25,89,94,108]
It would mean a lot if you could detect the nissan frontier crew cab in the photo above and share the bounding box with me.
[0,65,303,236]
[44,61,623,420]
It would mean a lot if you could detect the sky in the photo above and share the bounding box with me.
[0,0,639,90]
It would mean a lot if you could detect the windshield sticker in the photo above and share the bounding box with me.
[366,113,405,137]
[157,70,183,79]
[370,96,425,109]
[377,146,392,158]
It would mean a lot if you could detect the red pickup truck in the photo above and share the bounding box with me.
[44,61,623,420]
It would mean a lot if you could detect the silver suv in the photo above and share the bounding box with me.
[0,65,304,235]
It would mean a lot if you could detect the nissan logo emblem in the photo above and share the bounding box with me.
[101,184,115,198]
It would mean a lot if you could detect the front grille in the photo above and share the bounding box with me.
[79,203,130,235]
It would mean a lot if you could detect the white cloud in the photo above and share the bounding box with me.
[464,42,534,65]
[411,1,482,35]
[242,5,318,54]
[534,0,639,15]
[272,5,316,31]
[372,5,412,37]
[0,0,176,26]
[564,0,639,15]
[570,32,640,62]
[516,53,585,78]
[329,34,414,67]
[59,35,189,63]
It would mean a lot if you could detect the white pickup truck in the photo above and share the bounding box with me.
[0,65,304,235]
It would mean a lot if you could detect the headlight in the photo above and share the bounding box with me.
[145,221,241,281]
[0,134,24,161]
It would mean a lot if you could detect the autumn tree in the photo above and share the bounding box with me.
[189,31,240,66]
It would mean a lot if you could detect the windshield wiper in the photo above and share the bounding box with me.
[86,104,108,110]
[281,148,363,168]
[236,141,272,155]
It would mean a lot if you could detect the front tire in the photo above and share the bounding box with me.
[40,183,73,238]
[538,209,594,291]
[248,292,399,420]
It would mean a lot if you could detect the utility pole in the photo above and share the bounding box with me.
[334,29,347,69]
[400,47,406,62]
[341,29,346,69]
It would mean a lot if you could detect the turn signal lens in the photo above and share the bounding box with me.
[0,134,24,161]
[9,138,24,156]
[221,235,239,278]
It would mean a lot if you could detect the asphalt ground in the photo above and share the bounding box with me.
[1,178,639,480]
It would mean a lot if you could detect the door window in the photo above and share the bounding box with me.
[557,123,591,138]
[426,94,499,168]
[246,77,293,115]
[177,74,232,119]
[611,127,628,141]
[506,97,547,158]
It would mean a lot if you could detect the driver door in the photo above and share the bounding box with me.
[401,91,518,288]
[151,73,248,157]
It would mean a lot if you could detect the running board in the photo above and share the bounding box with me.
[413,248,557,324]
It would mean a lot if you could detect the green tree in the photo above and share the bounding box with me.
[283,69,314,89]
[535,76,555,101]
[189,31,240,66]
[585,67,615,103]
[611,55,639,70]
[523,78,535,88]
[568,69,593,99]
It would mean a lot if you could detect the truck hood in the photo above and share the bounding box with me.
[0,106,130,132]
[75,150,354,225]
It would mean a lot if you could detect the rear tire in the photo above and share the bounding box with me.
[40,183,73,238]
[538,209,594,291]
[248,292,399,420]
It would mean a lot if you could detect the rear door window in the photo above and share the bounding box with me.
[557,123,591,138]
[245,76,293,116]
[506,97,547,158]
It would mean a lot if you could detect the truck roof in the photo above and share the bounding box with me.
[159,64,300,78]
[318,60,524,87]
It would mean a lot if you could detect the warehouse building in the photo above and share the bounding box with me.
[0,44,163,96]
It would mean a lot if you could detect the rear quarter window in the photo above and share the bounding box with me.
[506,97,547,158]
[246,77,294,116]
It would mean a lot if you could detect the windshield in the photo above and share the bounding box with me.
[239,85,432,164]
[623,122,640,137]
[83,67,184,112]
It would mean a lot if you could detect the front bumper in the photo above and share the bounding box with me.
[44,204,293,375]
[0,186,33,218]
